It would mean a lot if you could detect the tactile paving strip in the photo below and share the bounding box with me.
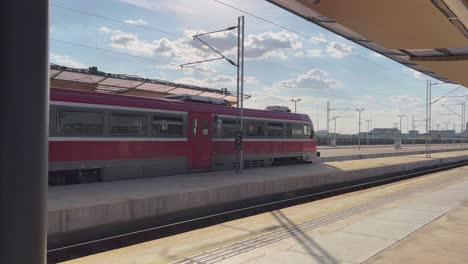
[171,172,467,264]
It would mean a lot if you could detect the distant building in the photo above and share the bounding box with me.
[407,130,419,138]
[316,130,329,136]
[428,130,456,138]
[368,128,399,138]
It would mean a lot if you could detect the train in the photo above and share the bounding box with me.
[49,88,318,185]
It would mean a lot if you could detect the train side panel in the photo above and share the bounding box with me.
[48,88,317,185]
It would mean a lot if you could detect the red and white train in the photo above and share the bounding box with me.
[49,87,317,185]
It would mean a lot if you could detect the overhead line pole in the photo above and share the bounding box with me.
[356,108,365,150]
[398,114,405,148]
[240,16,245,171]
[327,101,349,147]
[180,17,244,172]
[236,17,241,171]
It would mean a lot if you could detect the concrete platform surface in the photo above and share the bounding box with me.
[318,143,464,150]
[366,201,468,264]
[318,143,466,162]
[61,164,468,264]
[48,151,468,241]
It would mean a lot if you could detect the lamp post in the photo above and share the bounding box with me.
[290,98,302,113]
[398,114,405,147]
[356,108,365,150]
[398,115,405,134]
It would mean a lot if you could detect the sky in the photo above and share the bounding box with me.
[50,0,466,134]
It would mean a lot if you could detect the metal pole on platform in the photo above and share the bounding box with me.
[239,15,245,171]
[356,108,364,150]
[326,100,330,146]
[234,16,245,172]
[0,1,49,263]
[235,17,241,172]
[461,101,465,150]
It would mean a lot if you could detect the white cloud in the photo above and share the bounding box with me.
[402,68,423,79]
[174,75,258,88]
[120,0,202,15]
[276,69,342,90]
[123,19,148,25]
[98,26,118,34]
[326,41,356,59]
[389,95,425,105]
[309,34,327,44]
[245,31,302,59]
[99,27,304,61]
[295,49,322,57]
[50,53,87,68]
[120,0,160,11]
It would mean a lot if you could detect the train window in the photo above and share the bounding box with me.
[202,119,209,136]
[152,115,184,137]
[192,118,198,135]
[304,125,313,138]
[214,118,237,138]
[57,110,104,136]
[244,120,265,137]
[286,123,304,138]
[110,113,147,136]
[267,122,284,137]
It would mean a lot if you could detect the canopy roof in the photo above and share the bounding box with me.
[268,0,468,87]
[50,64,249,105]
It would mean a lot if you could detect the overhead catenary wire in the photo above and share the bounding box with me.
[53,1,466,109]
[51,2,444,108]
[52,38,399,108]
[51,4,186,38]
[53,2,427,89]
[210,0,427,84]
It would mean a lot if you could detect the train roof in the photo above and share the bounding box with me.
[50,87,311,122]
[50,64,250,105]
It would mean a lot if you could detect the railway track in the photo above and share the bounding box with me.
[47,160,468,263]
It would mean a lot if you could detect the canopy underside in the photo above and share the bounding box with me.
[268,0,468,87]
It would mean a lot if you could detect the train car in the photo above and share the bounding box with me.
[49,88,317,185]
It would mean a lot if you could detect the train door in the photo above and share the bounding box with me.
[187,112,212,170]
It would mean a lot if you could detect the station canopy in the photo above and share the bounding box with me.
[50,64,250,105]
[268,0,468,87]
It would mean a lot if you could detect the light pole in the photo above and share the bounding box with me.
[398,115,405,134]
[398,114,405,147]
[290,98,302,113]
[356,108,365,150]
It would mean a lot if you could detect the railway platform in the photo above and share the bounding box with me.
[60,163,468,264]
[48,150,468,252]
[317,143,466,162]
